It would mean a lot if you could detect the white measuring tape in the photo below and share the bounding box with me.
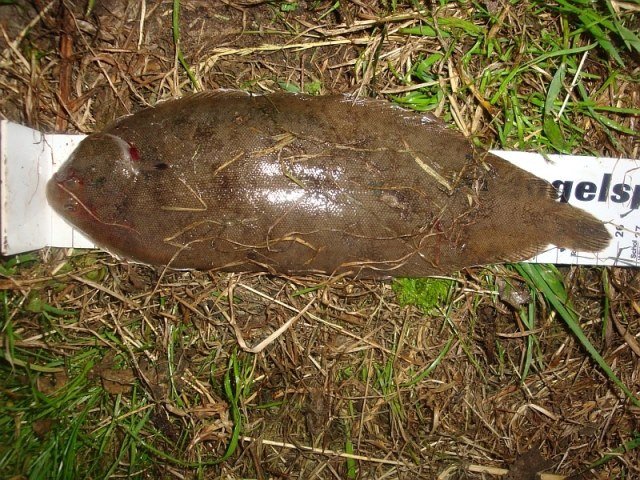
[1,120,638,267]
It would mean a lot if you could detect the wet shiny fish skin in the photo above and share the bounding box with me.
[47,91,610,277]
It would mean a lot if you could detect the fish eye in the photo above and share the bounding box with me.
[56,168,83,188]
[64,201,79,212]
[66,177,81,187]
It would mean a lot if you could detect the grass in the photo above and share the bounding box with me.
[220,351,250,462]
[1,347,103,478]
[1,0,639,478]
[514,263,640,408]
[541,0,640,65]
[172,0,200,91]
[389,0,639,154]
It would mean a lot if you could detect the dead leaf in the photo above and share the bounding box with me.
[506,447,555,480]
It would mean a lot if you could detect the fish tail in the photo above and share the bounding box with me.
[530,176,611,252]
[550,205,611,252]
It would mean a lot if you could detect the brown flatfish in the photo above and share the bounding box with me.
[47,91,610,277]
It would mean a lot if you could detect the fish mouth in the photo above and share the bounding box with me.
[46,169,87,217]
[47,168,141,238]
[46,171,82,217]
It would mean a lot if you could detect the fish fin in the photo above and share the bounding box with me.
[173,89,250,103]
[548,205,611,252]
[503,171,611,254]
[533,175,611,252]
[523,175,558,199]
[340,93,444,128]
[459,171,610,269]
[497,244,549,264]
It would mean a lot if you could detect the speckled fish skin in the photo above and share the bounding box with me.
[47,91,610,277]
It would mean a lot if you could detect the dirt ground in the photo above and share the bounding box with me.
[1,1,639,479]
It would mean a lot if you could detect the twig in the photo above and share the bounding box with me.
[240,436,414,467]
[557,50,589,119]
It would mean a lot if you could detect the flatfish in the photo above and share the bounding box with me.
[47,91,610,277]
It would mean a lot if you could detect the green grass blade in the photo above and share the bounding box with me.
[614,23,640,54]
[221,351,242,461]
[491,44,595,104]
[578,12,624,65]
[85,0,95,16]
[587,432,640,470]
[172,0,200,90]
[543,116,569,153]
[519,301,535,379]
[344,400,357,479]
[402,336,454,387]
[398,25,439,37]
[576,81,639,135]
[544,63,566,116]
